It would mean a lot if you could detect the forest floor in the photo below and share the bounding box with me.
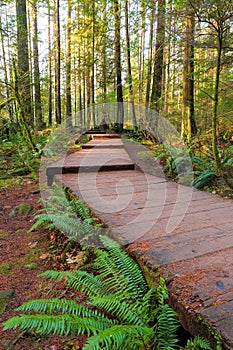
[0,178,86,350]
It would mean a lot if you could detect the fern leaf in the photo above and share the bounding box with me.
[39,269,69,281]
[99,236,148,298]
[193,170,216,189]
[91,296,146,327]
[3,314,99,337]
[15,298,100,318]
[83,324,154,350]
[187,335,212,349]
[156,304,180,350]
[66,270,110,298]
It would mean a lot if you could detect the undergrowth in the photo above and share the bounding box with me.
[3,235,212,350]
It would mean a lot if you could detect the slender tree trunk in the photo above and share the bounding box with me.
[12,59,37,151]
[31,0,44,130]
[0,15,13,120]
[212,33,222,172]
[181,12,197,139]
[66,0,72,124]
[150,0,165,111]
[124,0,136,127]
[138,0,146,103]
[47,0,52,126]
[91,0,95,126]
[145,1,155,108]
[53,0,61,124]
[113,0,124,132]
[16,0,33,126]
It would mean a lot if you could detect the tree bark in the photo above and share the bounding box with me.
[47,0,52,126]
[16,0,32,125]
[150,0,165,111]
[66,0,72,124]
[124,0,136,127]
[31,0,44,130]
[113,0,124,132]
[0,15,13,121]
[53,0,61,124]
[181,12,197,139]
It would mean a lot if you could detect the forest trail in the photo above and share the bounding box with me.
[52,133,233,350]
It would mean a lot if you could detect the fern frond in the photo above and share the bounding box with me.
[138,287,157,323]
[156,304,180,350]
[99,236,148,298]
[193,170,216,189]
[156,277,169,305]
[187,335,212,349]
[66,270,110,298]
[83,324,154,350]
[39,269,69,281]
[29,213,54,231]
[3,314,99,337]
[15,298,102,318]
[91,296,146,327]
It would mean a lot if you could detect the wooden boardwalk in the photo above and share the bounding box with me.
[51,135,233,349]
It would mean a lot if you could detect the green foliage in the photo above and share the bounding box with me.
[186,335,213,349]
[0,129,49,183]
[4,236,186,349]
[192,170,217,189]
[29,184,101,243]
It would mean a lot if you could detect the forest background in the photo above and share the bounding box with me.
[0,0,233,190]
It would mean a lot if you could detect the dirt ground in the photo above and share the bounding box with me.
[0,178,85,350]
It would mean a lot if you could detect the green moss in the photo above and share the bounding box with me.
[9,203,33,218]
[0,262,12,275]
[13,228,27,235]
[0,230,9,237]
[0,177,23,188]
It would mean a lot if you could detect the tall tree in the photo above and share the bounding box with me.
[31,0,44,130]
[47,0,53,126]
[0,14,13,120]
[66,0,72,122]
[53,0,61,124]
[16,0,32,125]
[124,0,136,126]
[145,0,156,109]
[113,0,124,132]
[181,8,197,139]
[150,0,165,111]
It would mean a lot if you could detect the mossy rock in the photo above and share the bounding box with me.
[9,203,33,218]
[0,289,15,314]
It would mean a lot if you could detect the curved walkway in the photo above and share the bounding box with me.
[51,134,233,349]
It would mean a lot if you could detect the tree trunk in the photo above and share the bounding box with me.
[31,0,44,130]
[113,0,124,132]
[145,1,155,109]
[47,0,52,126]
[212,34,222,172]
[150,0,165,111]
[16,0,33,126]
[138,0,146,103]
[124,0,136,127]
[0,15,13,121]
[181,12,197,139]
[66,0,72,124]
[53,0,61,124]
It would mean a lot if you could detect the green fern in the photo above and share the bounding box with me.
[155,304,180,350]
[193,170,217,189]
[3,236,212,349]
[186,335,212,349]
[83,325,154,350]
[29,183,101,242]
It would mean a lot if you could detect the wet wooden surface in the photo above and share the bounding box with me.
[53,135,233,349]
